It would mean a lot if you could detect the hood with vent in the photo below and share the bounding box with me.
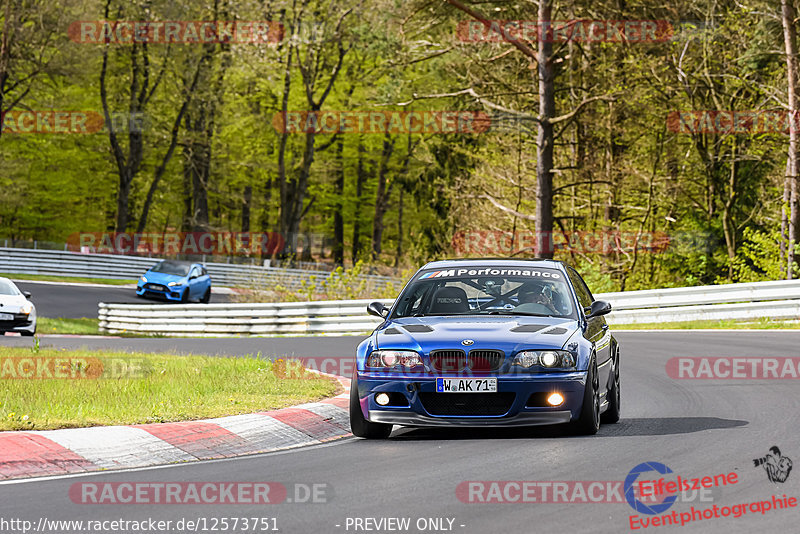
[375,316,579,355]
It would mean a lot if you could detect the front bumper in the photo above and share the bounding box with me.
[356,371,587,428]
[0,313,35,334]
[136,284,185,301]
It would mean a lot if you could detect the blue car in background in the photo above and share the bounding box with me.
[136,260,211,303]
[350,259,620,439]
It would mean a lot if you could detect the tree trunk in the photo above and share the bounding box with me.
[352,138,366,264]
[371,134,395,260]
[722,139,738,281]
[783,0,799,278]
[241,185,252,233]
[332,136,345,266]
[536,0,555,258]
[781,158,790,277]
[394,188,404,268]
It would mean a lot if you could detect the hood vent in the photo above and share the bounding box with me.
[543,327,568,335]
[510,324,548,333]
[403,325,434,333]
[384,328,402,335]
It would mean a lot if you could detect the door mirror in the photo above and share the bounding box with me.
[22,291,31,299]
[367,301,389,318]
[585,300,611,318]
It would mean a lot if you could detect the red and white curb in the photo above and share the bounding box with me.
[0,375,351,481]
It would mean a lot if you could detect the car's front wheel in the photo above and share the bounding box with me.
[349,375,392,439]
[200,288,211,304]
[571,357,600,435]
[180,289,189,303]
[20,330,35,337]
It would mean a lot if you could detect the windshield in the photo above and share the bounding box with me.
[150,261,191,276]
[392,267,576,319]
[0,279,20,296]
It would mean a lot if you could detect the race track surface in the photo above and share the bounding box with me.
[11,280,231,319]
[2,331,799,533]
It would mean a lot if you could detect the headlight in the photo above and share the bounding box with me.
[168,281,182,287]
[140,276,147,283]
[367,350,423,369]
[512,350,576,370]
[20,303,33,315]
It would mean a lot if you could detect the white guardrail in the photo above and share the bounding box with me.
[98,279,800,336]
[0,247,398,289]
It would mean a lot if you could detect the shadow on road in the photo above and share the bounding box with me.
[390,416,748,441]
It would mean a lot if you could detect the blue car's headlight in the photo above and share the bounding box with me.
[139,276,147,283]
[168,281,183,287]
[367,350,423,370]
[512,350,576,370]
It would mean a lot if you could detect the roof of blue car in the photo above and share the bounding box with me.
[420,258,564,270]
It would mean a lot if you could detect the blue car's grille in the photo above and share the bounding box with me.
[429,350,466,372]
[144,283,167,291]
[419,392,516,416]
[468,350,504,371]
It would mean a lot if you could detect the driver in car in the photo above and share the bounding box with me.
[517,283,559,315]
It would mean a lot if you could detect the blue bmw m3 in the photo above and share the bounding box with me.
[350,259,620,439]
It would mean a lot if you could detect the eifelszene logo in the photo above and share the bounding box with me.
[625,462,678,515]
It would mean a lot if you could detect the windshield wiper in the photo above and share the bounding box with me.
[484,310,555,317]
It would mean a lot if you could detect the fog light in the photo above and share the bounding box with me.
[375,393,390,406]
[547,393,564,406]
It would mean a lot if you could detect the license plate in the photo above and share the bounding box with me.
[149,285,165,291]
[436,377,497,393]
[0,313,13,321]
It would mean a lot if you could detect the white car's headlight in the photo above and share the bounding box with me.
[20,303,33,315]
[512,350,576,369]
[367,350,423,369]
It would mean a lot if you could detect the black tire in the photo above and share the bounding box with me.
[200,288,211,304]
[180,289,189,303]
[571,356,600,435]
[349,375,392,439]
[20,330,35,337]
[602,346,621,424]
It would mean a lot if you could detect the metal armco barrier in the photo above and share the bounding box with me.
[97,279,800,336]
[98,299,394,336]
[0,247,398,289]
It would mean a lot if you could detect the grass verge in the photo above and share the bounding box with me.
[0,348,337,431]
[611,318,800,330]
[36,317,100,335]
[1,273,134,285]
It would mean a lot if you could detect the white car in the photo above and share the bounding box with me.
[0,277,36,336]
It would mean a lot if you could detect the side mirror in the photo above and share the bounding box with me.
[367,301,389,318]
[22,291,31,299]
[585,300,611,318]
